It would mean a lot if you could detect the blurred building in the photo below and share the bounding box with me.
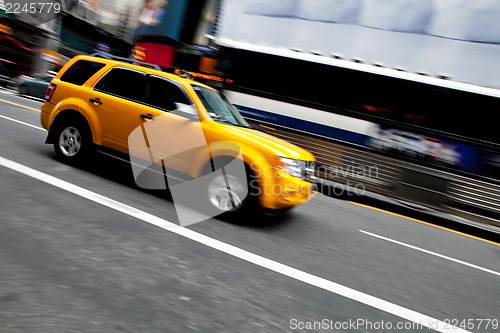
[50,0,221,70]
[1,0,221,76]
[131,0,221,70]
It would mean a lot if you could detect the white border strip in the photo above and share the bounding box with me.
[0,155,468,332]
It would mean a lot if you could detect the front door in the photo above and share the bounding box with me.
[128,75,208,177]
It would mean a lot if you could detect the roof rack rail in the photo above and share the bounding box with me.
[89,53,163,71]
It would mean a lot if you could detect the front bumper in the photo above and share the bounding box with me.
[258,168,315,210]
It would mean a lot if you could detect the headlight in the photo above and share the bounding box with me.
[275,156,315,180]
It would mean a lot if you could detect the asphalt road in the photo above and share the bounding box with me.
[1,89,499,332]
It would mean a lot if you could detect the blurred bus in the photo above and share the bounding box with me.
[212,40,500,181]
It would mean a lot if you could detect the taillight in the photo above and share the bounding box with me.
[45,83,56,102]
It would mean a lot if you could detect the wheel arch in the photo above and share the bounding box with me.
[191,141,270,178]
[46,109,96,144]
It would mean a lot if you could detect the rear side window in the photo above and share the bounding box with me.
[60,60,105,86]
[143,76,191,111]
[94,68,147,102]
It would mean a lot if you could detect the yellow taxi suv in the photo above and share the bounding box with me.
[41,54,316,219]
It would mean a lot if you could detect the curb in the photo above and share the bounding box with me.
[315,180,500,244]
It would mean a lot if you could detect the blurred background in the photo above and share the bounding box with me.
[1,4,500,331]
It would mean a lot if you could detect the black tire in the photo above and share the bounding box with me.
[53,119,93,165]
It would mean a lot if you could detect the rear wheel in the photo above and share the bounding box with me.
[53,120,93,165]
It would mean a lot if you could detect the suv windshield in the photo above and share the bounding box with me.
[192,85,249,128]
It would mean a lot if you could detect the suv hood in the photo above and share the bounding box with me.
[220,124,315,161]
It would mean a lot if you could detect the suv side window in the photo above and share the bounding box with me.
[60,60,105,86]
[94,67,147,102]
[144,76,191,111]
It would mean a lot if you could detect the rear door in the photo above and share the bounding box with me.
[88,67,148,153]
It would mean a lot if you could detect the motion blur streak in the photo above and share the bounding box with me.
[0,155,469,333]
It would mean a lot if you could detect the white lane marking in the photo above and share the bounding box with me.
[0,114,45,131]
[360,230,500,277]
[0,155,468,333]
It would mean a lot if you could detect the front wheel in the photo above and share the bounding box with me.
[205,161,259,222]
[53,121,93,165]
[207,173,247,212]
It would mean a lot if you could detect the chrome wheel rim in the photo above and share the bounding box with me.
[208,174,246,212]
[59,127,82,157]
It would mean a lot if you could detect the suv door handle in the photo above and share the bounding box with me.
[90,97,102,105]
[141,113,155,121]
